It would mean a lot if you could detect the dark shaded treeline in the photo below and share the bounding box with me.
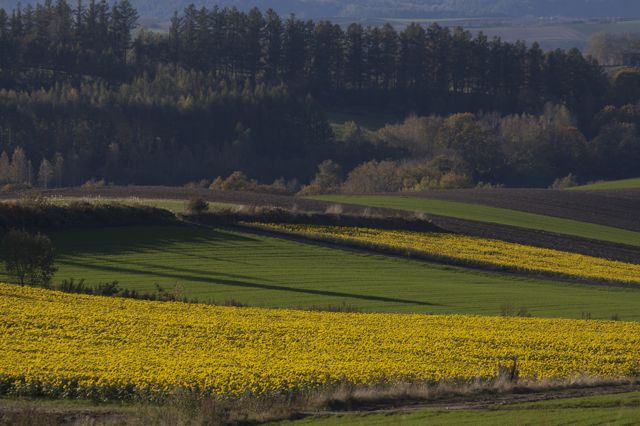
[158,6,607,124]
[1,2,608,120]
[0,201,176,234]
[0,72,335,184]
[0,2,638,187]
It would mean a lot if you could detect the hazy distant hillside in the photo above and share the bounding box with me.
[2,0,640,20]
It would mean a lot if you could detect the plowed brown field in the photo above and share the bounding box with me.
[405,188,640,232]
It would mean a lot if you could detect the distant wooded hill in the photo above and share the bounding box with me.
[2,0,640,20]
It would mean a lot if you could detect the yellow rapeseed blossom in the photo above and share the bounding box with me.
[1,283,640,399]
[252,223,640,284]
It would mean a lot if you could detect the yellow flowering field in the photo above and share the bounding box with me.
[1,283,640,400]
[251,223,640,284]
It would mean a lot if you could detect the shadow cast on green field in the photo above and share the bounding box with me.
[156,246,258,266]
[56,258,439,307]
[82,256,272,283]
[51,227,260,257]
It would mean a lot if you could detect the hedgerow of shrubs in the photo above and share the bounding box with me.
[0,199,177,235]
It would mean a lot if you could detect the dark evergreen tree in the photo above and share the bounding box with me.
[345,23,364,89]
[263,9,283,82]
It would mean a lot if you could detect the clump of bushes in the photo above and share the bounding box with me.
[299,155,473,196]
[58,278,120,296]
[305,303,362,313]
[298,160,343,195]
[186,198,209,214]
[340,157,472,194]
[500,304,532,318]
[209,171,297,195]
[55,279,189,302]
[0,200,177,234]
[81,179,107,189]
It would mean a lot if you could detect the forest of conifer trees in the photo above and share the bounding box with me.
[0,1,639,189]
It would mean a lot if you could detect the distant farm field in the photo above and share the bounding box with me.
[313,195,640,247]
[4,226,640,319]
[572,178,640,191]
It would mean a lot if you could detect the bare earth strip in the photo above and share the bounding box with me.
[400,188,640,232]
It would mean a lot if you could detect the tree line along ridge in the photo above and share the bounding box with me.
[0,1,639,188]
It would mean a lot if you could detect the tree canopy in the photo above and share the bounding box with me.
[0,2,639,189]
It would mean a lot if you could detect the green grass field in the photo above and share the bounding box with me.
[572,178,640,191]
[4,225,640,319]
[280,392,640,425]
[312,195,640,247]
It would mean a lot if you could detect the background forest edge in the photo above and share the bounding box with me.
[1,1,640,191]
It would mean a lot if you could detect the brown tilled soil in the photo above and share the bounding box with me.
[405,188,640,232]
[4,186,640,264]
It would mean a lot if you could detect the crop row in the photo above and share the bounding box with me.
[252,223,640,284]
[1,284,640,400]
